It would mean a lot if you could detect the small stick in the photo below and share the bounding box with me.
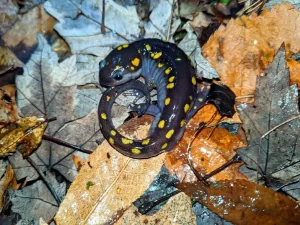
[26,157,61,205]
[101,0,106,34]
[42,135,93,154]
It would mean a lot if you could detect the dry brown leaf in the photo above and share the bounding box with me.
[1,5,56,61]
[0,116,47,157]
[54,115,166,225]
[0,47,24,75]
[0,85,17,129]
[165,104,245,183]
[177,179,300,225]
[115,192,196,225]
[0,164,14,210]
[202,3,300,99]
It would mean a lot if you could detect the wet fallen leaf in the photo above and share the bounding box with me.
[0,84,17,128]
[0,47,24,75]
[238,46,300,199]
[0,116,47,157]
[54,115,166,225]
[0,164,14,211]
[202,3,300,99]
[165,100,244,183]
[177,179,300,225]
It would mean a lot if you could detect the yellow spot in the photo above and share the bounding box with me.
[158,120,165,128]
[189,96,193,101]
[180,120,185,127]
[153,52,162,59]
[137,105,141,109]
[194,106,197,109]
[151,53,154,57]
[138,49,141,54]
[122,138,133,145]
[115,65,121,70]
[168,76,175,82]
[117,187,121,193]
[122,44,129,48]
[165,97,171,105]
[145,44,151,51]
[106,95,111,101]
[165,67,172,75]
[161,143,168,150]
[175,58,181,61]
[109,137,114,145]
[142,138,150,145]
[184,104,190,113]
[198,98,203,102]
[101,113,107,120]
[117,46,122,50]
[110,130,116,136]
[192,76,196,85]
[166,129,174,139]
[131,148,141,154]
[131,58,140,67]
[166,83,174,89]
[130,66,135,70]
[158,63,164,68]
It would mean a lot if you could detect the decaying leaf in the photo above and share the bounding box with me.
[165,101,244,183]
[0,116,47,157]
[54,115,166,225]
[0,47,24,75]
[115,192,196,225]
[177,179,300,225]
[0,84,17,128]
[238,46,300,199]
[202,3,300,99]
[0,164,14,211]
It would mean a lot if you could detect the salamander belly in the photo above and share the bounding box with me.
[98,39,198,158]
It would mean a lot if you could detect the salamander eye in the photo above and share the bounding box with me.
[99,60,106,69]
[113,70,123,80]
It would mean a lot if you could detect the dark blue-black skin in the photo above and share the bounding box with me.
[98,39,210,158]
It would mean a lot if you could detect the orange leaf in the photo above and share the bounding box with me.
[165,104,246,182]
[202,3,300,100]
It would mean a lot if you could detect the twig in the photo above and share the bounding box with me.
[166,0,174,41]
[101,0,106,34]
[26,157,62,205]
[235,95,254,100]
[261,115,300,139]
[42,134,93,154]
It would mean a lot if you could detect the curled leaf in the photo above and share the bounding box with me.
[0,116,47,157]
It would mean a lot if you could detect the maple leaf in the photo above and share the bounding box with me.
[238,46,300,199]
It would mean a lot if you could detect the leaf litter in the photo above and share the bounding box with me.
[1,1,300,225]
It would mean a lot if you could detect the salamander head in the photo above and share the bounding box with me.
[99,44,142,87]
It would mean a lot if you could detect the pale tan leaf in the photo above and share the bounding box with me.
[55,116,166,225]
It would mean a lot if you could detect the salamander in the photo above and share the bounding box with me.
[98,39,235,159]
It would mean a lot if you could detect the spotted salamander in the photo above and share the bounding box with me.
[98,39,235,159]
